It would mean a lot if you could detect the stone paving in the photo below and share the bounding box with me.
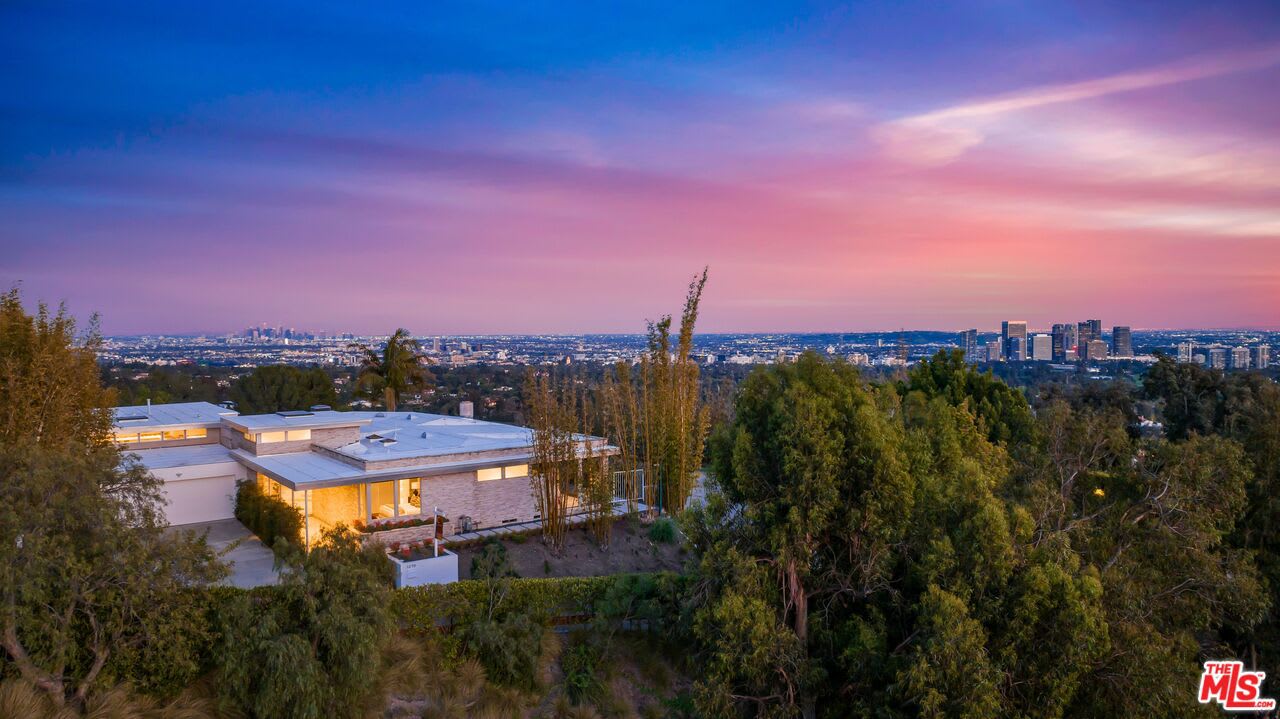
[169,518,280,588]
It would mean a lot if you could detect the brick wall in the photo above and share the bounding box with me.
[420,471,538,534]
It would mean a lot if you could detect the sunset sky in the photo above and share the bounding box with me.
[2,2,1278,334]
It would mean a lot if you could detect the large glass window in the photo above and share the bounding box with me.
[477,467,503,481]
[259,431,287,444]
[370,481,396,519]
[398,478,421,516]
[138,431,162,443]
[286,429,311,441]
[186,428,207,439]
[309,485,365,530]
[163,430,185,441]
[503,464,529,479]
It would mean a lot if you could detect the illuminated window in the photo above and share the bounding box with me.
[503,464,529,479]
[186,428,207,439]
[243,430,253,441]
[138,431,162,443]
[163,430,185,441]
[259,431,287,444]
[477,467,503,481]
[286,429,311,442]
[115,433,139,443]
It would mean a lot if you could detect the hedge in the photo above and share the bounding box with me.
[233,480,303,552]
[121,573,690,698]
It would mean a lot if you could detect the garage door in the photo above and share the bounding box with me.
[163,475,237,526]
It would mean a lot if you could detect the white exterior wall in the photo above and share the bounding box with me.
[151,460,249,526]
[390,549,459,586]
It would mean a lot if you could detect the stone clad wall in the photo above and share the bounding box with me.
[376,470,539,535]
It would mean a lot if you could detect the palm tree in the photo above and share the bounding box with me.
[350,329,434,411]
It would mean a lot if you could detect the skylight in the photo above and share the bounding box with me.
[276,410,314,418]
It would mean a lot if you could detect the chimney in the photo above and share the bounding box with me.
[458,400,474,419]
[146,398,151,417]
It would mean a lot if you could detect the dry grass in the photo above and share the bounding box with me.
[0,679,216,719]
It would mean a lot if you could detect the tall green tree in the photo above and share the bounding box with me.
[351,328,433,411]
[688,353,1107,718]
[230,364,338,414]
[0,288,224,708]
[1142,354,1280,670]
[905,349,1036,446]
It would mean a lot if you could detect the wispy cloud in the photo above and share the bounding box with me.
[874,43,1280,165]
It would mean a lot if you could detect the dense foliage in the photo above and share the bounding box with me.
[229,364,339,414]
[0,289,225,709]
[233,480,303,553]
[684,350,1272,718]
[214,527,393,719]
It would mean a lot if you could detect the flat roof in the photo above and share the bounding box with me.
[124,443,237,470]
[221,410,373,433]
[333,412,536,461]
[231,447,536,490]
[113,402,238,431]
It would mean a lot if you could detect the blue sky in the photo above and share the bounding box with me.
[3,2,1278,333]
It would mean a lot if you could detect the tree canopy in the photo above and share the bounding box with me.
[229,364,339,414]
[685,350,1269,718]
[0,288,225,709]
[351,329,434,411]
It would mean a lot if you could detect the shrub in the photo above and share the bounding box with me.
[456,612,548,689]
[234,480,303,553]
[471,539,519,579]
[214,526,393,719]
[562,637,605,704]
[647,517,676,544]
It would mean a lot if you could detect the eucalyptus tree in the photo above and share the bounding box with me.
[686,352,1109,719]
[350,328,434,411]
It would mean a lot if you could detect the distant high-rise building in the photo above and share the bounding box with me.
[1208,347,1228,370]
[1082,339,1109,361]
[1030,334,1053,361]
[1231,346,1251,370]
[1076,319,1101,358]
[960,329,979,361]
[1111,326,1133,358]
[1051,324,1071,362]
[1001,321,1028,361]
[1253,345,1270,370]
[986,339,1003,362]
[1010,336,1027,361]
[1177,342,1194,363]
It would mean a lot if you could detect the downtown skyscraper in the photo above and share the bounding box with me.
[1002,321,1028,361]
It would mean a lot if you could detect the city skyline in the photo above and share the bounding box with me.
[3,2,1280,334]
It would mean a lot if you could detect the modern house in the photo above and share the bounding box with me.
[114,401,616,544]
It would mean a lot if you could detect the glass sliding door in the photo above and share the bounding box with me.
[370,481,396,519]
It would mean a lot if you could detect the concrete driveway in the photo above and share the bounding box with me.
[170,518,280,588]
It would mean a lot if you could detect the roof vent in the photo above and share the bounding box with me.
[276,410,314,418]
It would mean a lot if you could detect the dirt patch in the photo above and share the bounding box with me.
[452,517,686,579]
